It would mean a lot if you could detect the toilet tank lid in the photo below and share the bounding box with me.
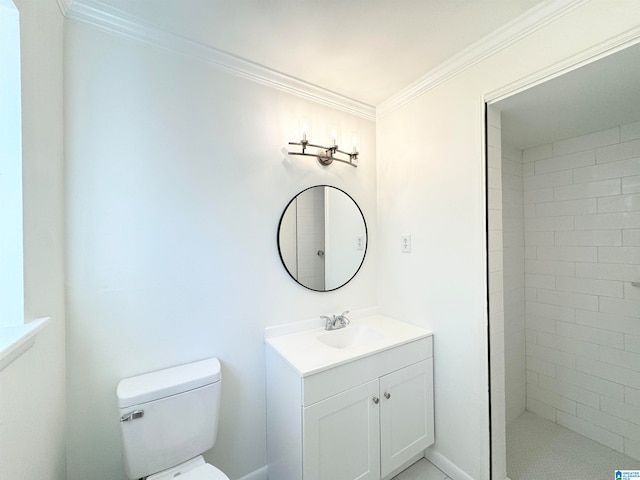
[117,357,221,408]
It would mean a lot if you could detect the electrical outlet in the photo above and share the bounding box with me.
[401,235,411,253]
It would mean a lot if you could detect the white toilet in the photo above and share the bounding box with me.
[117,357,230,480]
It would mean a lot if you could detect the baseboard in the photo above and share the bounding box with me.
[381,451,426,480]
[424,448,475,480]
[236,465,268,480]
[238,455,484,480]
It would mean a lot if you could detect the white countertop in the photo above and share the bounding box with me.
[265,314,432,377]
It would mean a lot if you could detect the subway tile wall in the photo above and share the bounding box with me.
[521,120,640,461]
[487,106,508,480]
[502,144,526,426]
[296,187,325,290]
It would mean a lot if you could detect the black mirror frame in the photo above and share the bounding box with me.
[277,185,368,292]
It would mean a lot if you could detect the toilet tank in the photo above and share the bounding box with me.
[117,358,221,480]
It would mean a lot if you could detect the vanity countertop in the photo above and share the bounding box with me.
[265,314,432,377]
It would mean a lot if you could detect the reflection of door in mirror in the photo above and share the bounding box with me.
[324,188,364,290]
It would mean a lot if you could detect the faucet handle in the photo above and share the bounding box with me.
[321,315,333,328]
[340,310,350,317]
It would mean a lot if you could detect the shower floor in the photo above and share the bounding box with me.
[507,411,640,480]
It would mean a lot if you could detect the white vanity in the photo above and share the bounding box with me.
[265,314,434,480]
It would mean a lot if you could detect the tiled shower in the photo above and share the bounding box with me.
[489,113,640,477]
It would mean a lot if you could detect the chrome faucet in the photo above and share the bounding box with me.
[321,311,350,331]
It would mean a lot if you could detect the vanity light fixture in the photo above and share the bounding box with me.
[288,130,359,168]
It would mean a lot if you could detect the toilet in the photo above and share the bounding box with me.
[117,357,229,480]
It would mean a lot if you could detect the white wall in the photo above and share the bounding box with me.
[0,0,66,478]
[64,19,377,480]
[376,2,640,479]
[60,2,640,479]
[522,121,640,461]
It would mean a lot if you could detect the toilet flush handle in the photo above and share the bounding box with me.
[120,409,144,422]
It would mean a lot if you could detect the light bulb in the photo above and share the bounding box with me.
[351,133,358,153]
[299,117,311,142]
[328,124,340,147]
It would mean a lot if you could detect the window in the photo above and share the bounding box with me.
[0,0,24,327]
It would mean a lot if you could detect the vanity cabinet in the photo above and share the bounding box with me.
[303,378,380,480]
[266,335,434,480]
[379,359,433,477]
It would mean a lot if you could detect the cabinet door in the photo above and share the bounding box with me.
[303,379,380,480]
[379,359,434,477]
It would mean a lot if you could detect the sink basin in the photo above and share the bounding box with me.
[316,325,384,349]
[265,313,433,376]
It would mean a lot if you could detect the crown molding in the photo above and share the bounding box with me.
[485,24,640,104]
[63,0,594,123]
[64,0,376,121]
[56,0,74,16]
[376,0,589,119]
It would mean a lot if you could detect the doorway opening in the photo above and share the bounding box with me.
[486,42,640,479]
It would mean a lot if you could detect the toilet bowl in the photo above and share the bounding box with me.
[117,358,229,480]
[147,456,228,480]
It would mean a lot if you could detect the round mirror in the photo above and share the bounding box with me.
[278,186,368,291]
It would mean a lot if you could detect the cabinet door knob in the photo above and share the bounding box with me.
[384,392,391,399]
[372,396,379,404]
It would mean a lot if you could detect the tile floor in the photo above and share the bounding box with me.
[507,411,640,480]
[393,458,451,480]
[392,408,640,480]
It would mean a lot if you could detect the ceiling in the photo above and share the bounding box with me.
[86,0,545,106]
[496,42,640,150]
[72,0,640,141]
